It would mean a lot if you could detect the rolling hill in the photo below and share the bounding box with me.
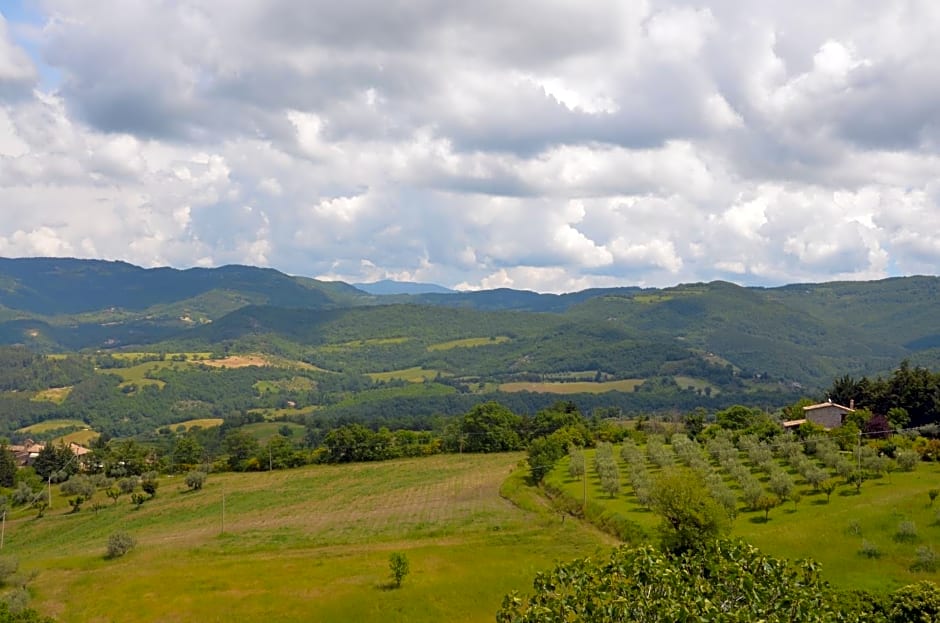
[0,257,939,390]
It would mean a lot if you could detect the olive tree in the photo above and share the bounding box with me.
[649,469,730,554]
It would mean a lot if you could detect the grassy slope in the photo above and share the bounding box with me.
[547,451,940,593]
[12,454,611,623]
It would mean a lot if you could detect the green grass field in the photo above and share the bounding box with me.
[254,376,317,393]
[240,421,307,443]
[320,337,411,352]
[499,379,644,394]
[165,418,225,432]
[674,376,720,395]
[52,429,100,446]
[97,360,189,389]
[11,454,611,623]
[427,336,510,351]
[30,387,73,404]
[547,450,940,593]
[17,419,88,434]
[367,367,443,383]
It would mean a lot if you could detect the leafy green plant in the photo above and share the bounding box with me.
[388,552,409,588]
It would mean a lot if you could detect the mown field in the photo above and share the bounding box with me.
[427,336,510,351]
[367,367,443,383]
[546,446,940,593]
[10,454,612,623]
[17,419,88,434]
[499,379,644,394]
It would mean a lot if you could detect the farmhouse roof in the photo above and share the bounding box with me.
[68,443,92,456]
[802,400,855,412]
[782,418,807,428]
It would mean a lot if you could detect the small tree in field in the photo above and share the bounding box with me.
[185,471,207,491]
[929,489,939,506]
[567,447,585,481]
[755,494,780,522]
[106,532,135,559]
[389,552,409,588]
[821,478,838,503]
[141,472,159,498]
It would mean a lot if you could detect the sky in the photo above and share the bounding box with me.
[0,1,939,293]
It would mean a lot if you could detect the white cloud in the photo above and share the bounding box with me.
[0,1,937,291]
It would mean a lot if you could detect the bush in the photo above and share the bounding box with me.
[185,471,207,491]
[912,546,939,573]
[897,449,919,471]
[887,581,940,621]
[895,520,918,543]
[106,532,136,559]
[858,540,881,559]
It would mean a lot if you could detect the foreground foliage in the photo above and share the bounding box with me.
[497,540,940,622]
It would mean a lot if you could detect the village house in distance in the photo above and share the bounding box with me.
[9,439,92,468]
[784,399,856,430]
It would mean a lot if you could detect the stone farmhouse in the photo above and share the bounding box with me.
[783,399,856,430]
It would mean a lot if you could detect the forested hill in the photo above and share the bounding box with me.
[1,258,940,388]
[0,257,364,315]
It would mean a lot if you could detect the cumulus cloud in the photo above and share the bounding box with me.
[0,1,938,292]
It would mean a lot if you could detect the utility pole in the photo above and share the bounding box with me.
[857,430,862,475]
[221,483,226,535]
[582,472,587,510]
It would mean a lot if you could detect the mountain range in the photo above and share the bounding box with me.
[0,257,937,390]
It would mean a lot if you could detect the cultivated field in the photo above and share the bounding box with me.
[52,429,100,446]
[547,446,940,592]
[240,421,307,442]
[30,387,73,404]
[427,336,510,351]
[165,418,224,432]
[11,454,611,623]
[367,367,443,382]
[17,419,88,434]
[499,379,644,394]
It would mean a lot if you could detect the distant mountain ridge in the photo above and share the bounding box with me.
[353,279,454,295]
[1,257,940,389]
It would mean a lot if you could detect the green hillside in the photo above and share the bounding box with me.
[8,454,610,623]
[1,258,940,391]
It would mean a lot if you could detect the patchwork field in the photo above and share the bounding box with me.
[17,419,88,434]
[499,379,645,394]
[367,367,443,383]
[9,454,611,623]
[165,418,225,432]
[240,421,307,442]
[52,429,100,446]
[427,336,510,351]
[30,387,73,404]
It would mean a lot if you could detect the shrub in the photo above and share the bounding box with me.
[896,449,919,471]
[846,519,861,537]
[858,540,881,559]
[887,581,940,621]
[141,476,159,498]
[895,520,918,543]
[185,471,207,491]
[912,546,939,573]
[106,532,136,559]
